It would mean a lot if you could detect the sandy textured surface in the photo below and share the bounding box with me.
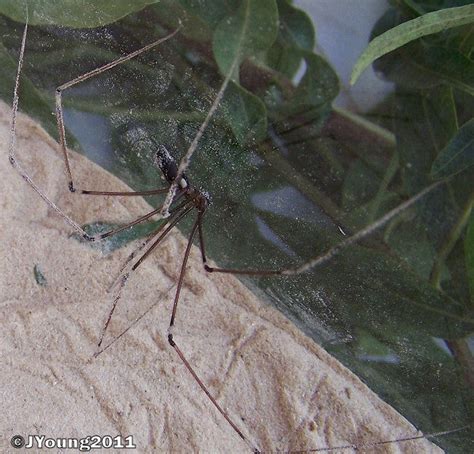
[0,100,442,453]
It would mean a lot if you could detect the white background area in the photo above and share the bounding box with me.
[294,0,393,111]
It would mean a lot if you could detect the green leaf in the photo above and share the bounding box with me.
[375,43,474,95]
[466,212,474,304]
[221,81,267,144]
[178,0,240,28]
[293,51,339,108]
[265,0,315,78]
[0,0,160,28]
[277,0,314,51]
[351,4,474,84]
[419,46,474,96]
[423,85,458,153]
[394,88,448,194]
[342,160,380,211]
[387,221,446,281]
[431,118,474,179]
[353,329,394,357]
[212,0,278,80]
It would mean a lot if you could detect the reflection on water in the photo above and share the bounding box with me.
[252,186,335,226]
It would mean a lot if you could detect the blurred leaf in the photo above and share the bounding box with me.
[265,0,315,78]
[379,42,474,94]
[178,0,240,28]
[370,10,442,90]
[423,86,458,152]
[372,9,474,94]
[330,246,473,339]
[387,221,444,281]
[431,118,474,179]
[394,91,433,194]
[259,210,473,339]
[342,160,380,211]
[0,42,57,139]
[465,212,474,304]
[277,0,314,51]
[419,46,474,96]
[0,0,160,28]
[293,51,339,108]
[351,4,474,84]
[212,0,278,80]
[221,81,267,144]
[353,329,394,357]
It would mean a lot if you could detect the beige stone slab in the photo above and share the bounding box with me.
[0,100,442,453]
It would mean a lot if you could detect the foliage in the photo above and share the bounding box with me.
[0,0,472,451]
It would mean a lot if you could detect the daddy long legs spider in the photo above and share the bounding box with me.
[5,5,471,453]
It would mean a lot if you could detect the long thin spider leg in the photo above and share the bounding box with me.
[96,273,129,349]
[98,207,163,240]
[197,207,283,276]
[295,426,469,453]
[201,182,443,277]
[94,281,176,358]
[285,181,442,276]
[9,22,170,242]
[168,336,260,453]
[9,21,95,241]
[108,198,192,292]
[166,213,259,452]
[96,202,191,349]
[131,204,194,272]
[97,203,168,241]
[55,25,182,192]
[169,216,199,329]
[82,187,169,196]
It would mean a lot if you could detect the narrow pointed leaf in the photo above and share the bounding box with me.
[351,5,474,84]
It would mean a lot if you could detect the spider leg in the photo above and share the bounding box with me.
[96,204,164,241]
[96,200,193,349]
[166,213,260,452]
[10,22,181,241]
[168,336,259,452]
[55,25,181,193]
[9,22,95,240]
[108,197,192,292]
[197,210,283,277]
[199,182,442,277]
[82,188,169,196]
[94,188,188,240]
[296,426,470,453]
